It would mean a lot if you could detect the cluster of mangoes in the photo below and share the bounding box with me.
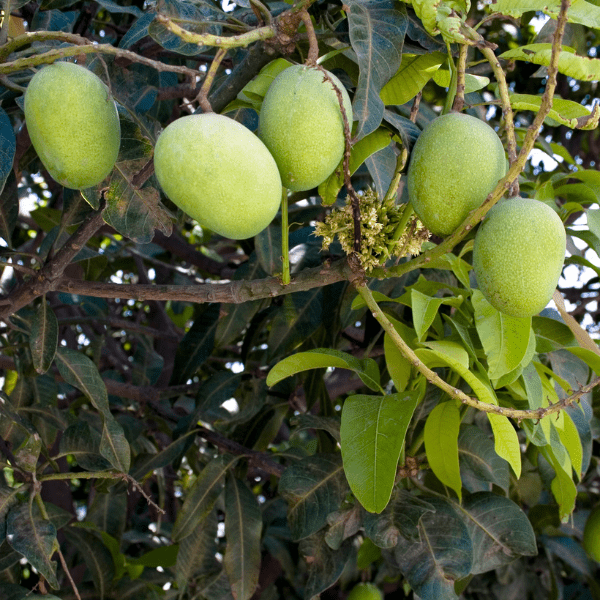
[24,61,566,319]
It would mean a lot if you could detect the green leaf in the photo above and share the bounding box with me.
[291,413,341,444]
[487,414,521,478]
[87,490,127,541]
[393,496,472,600]
[340,391,420,513]
[234,58,292,110]
[100,416,131,473]
[0,171,18,248]
[424,401,462,501]
[170,303,220,385]
[63,527,114,599]
[0,106,16,199]
[266,348,381,392]
[380,52,446,105]
[411,289,463,341]
[384,316,416,393]
[532,315,577,353]
[176,509,219,592]
[472,290,532,382]
[172,454,239,542]
[6,503,59,589]
[223,477,262,600]
[432,67,490,93]
[279,454,349,540]
[490,0,600,29]
[58,421,113,471]
[103,159,173,244]
[255,222,282,276]
[458,425,509,492]
[128,544,179,568]
[318,128,393,205]
[509,93,600,130]
[459,492,537,574]
[541,446,577,521]
[346,0,409,139]
[566,346,600,375]
[500,44,600,82]
[555,411,583,478]
[0,485,19,540]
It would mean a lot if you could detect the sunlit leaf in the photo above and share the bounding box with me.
[491,0,600,29]
[509,93,600,129]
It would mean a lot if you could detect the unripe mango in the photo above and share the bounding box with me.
[347,583,383,600]
[407,112,506,236]
[473,198,566,318]
[258,64,352,192]
[154,113,282,240]
[24,61,120,189]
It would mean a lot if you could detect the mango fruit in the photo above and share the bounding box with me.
[24,61,120,190]
[473,197,566,318]
[153,113,282,240]
[407,112,506,236]
[258,64,352,192]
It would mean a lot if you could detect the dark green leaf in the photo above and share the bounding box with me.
[0,104,16,196]
[172,454,239,542]
[346,0,408,139]
[291,413,341,444]
[100,416,131,473]
[393,497,472,600]
[341,392,420,513]
[279,454,349,541]
[365,143,397,199]
[58,421,113,471]
[223,477,262,600]
[64,526,115,599]
[171,303,221,385]
[87,490,128,540]
[195,371,243,424]
[458,425,509,493]
[29,301,58,374]
[6,503,59,589]
[532,314,577,352]
[96,0,142,16]
[0,170,18,248]
[255,222,283,275]
[267,347,381,392]
[0,484,19,540]
[459,492,537,574]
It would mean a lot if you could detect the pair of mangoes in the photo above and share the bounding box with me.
[407,112,566,318]
[24,60,350,241]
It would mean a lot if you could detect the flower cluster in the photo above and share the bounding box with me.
[314,189,430,271]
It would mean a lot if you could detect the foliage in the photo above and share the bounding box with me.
[0,0,599,599]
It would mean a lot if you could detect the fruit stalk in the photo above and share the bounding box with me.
[281,188,291,285]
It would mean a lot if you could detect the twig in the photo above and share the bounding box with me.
[57,548,82,600]
[300,9,319,66]
[452,44,468,113]
[196,47,228,112]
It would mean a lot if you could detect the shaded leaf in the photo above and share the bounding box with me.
[171,303,221,385]
[96,0,142,16]
[365,143,397,199]
[458,425,510,493]
[100,416,131,473]
[0,484,19,540]
[393,497,472,600]
[6,503,59,589]
[340,392,420,513]
[87,490,128,541]
[279,454,349,541]
[29,300,58,374]
[0,104,16,196]
[267,347,381,392]
[223,477,262,600]
[459,492,537,574]
[291,413,341,444]
[346,0,408,139]
[424,401,462,501]
[0,170,18,247]
[255,221,283,276]
[58,421,113,471]
[172,454,239,542]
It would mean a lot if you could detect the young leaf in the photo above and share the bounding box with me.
[279,454,348,540]
[424,401,462,501]
[172,454,239,542]
[346,0,408,139]
[490,0,600,29]
[412,289,463,341]
[6,503,59,589]
[540,446,577,521]
[341,391,420,513]
[472,290,532,382]
[29,301,58,374]
[266,347,382,392]
[555,411,583,478]
[223,476,262,600]
[487,414,522,478]
[459,492,537,574]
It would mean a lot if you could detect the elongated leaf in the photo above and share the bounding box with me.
[500,44,600,82]
[267,347,381,392]
[100,416,131,473]
[509,93,600,129]
[172,454,239,542]
[64,527,114,599]
[223,477,262,600]
[412,289,463,341]
[255,223,282,276]
[55,348,110,415]
[459,492,537,574]
[176,509,219,592]
[365,141,397,199]
[235,58,292,109]
[87,491,127,541]
[541,446,577,520]
[487,413,521,478]
[103,159,173,244]
[291,413,341,444]
[279,454,348,541]
[6,503,59,589]
[346,0,408,139]
[58,421,113,471]
[0,106,15,197]
[380,52,446,105]
[341,392,420,513]
[384,317,415,393]
[0,171,18,247]
[29,301,58,374]
[171,303,221,385]
[491,0,600,29]
[458,425,509,492]
[0,485,19,540]
[433,67,490,93]
[424,401,462,501]
[472,291,532,382]
[555,411,583,478]
[95,0,142,16]
[318,128,393,205]
[394,497,473,599]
